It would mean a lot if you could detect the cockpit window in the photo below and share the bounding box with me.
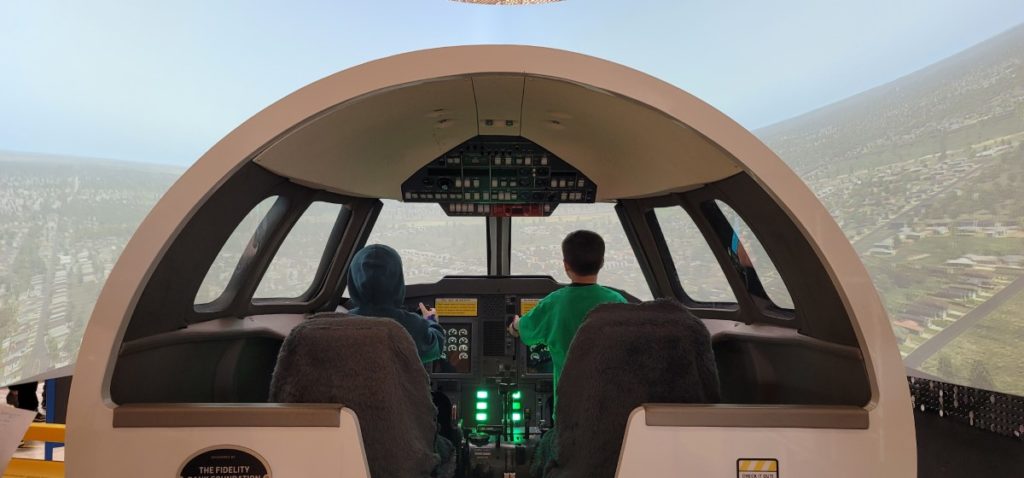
[365,200,487,284]
[195,196,279,304]
[255,201,345,299]
[654,206,737,304]
[512,203,653,300]
[715,200,794,309]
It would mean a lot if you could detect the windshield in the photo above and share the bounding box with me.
[365,200,487,284]
[512,203,653,300]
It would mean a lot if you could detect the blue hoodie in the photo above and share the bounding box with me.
[348,244,444,363]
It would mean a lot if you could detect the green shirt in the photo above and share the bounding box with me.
[518,284,627,415]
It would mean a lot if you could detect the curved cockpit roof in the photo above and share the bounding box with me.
[252,68,742,200]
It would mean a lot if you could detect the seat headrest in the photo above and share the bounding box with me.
[269,314,440,478]
[550,299,720,478]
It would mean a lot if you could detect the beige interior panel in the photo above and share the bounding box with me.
[520,77,741,200]
[255,77,478,198]
[255,74,741,200]
[473,76,525,136]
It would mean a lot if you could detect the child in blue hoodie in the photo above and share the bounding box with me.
[348,244,445,363]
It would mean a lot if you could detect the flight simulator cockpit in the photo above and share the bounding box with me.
[66,46,916,478]
[363,135,633,471]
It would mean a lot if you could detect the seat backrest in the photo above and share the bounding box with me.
[269,314,439,478]
[550,299,720,478]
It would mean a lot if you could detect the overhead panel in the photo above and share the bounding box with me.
[254,77,478,198]
[520,77,742,200]
[401,136,596,217]
[473,76,525,136]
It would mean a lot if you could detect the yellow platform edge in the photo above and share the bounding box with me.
[2,458,65,478]
[21,424,65,444]
[2,423,67,478]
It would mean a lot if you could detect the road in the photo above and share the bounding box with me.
[850,166,983,253]
[24,179,78,376]
[904,274,1024,368]
[25,213,63,375]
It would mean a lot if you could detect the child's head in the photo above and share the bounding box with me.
[561,230,605,279]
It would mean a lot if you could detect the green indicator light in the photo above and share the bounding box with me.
[476,390,489,399]
[512,391,522,399]
[512,412,522,422]
[476,402,488,410]
[476,413,487,421]
[512,402,522,410]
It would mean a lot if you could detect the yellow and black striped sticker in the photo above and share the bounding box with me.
[737,459,778,478]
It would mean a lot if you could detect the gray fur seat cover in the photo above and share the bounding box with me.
[269,314,444,478]
[541,299,721,478]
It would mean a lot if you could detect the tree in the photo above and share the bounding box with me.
[937,354,956,380]
[969,361,996,392]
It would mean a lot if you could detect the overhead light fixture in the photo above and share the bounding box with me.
[451,0,564,4]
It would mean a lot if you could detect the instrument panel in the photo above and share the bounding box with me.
[394,277,641,474]
[396,276,639,457]
[407,293,553,380]
[400,136,597,217]
[404,277,561,432]
[436,323,472,374]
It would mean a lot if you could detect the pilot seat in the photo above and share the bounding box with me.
[269,314,455,478]
[535,299,721,478]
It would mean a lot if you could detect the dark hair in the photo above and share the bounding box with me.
[561,230,605,276]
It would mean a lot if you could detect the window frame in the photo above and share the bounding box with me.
[251,199,352,302]
[244,192,375,316]
[619,195,744,322]
[710,199,795,311]
[698,199,795,320]
[193,194,294,315]
[191,185,373,319]
[649,205,741,308]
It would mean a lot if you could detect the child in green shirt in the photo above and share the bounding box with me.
[508,230,627,415]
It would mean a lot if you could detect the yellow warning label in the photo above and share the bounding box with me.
[520,298,541,316]
[737,459,778,478]
[435,298,478,317]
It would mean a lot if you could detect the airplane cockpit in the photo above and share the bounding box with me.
[66,46,915,477]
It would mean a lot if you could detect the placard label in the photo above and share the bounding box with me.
[520,298,541,316]
[435,298,478,317]
[179,446,271,478]
[737,458,778,478]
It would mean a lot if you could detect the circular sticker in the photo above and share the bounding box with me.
[179,446,271,478]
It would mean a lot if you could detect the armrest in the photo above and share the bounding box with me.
[643,403,869,429]
[113,403,344,428]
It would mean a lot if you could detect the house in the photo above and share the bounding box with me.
[930,288,972,302]
[984,226,1008,238]
[962,270,995,280]
[868,238,896,257]
[902,231,925,241]
[903,301,949,321]
[893,318,925,334]
[964,254,999,266]
[945,257,976,269]
[948,284,980,300]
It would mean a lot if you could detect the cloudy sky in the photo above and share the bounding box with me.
[2,0,1022,165]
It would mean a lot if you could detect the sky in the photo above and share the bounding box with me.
[1,0,1023,166]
